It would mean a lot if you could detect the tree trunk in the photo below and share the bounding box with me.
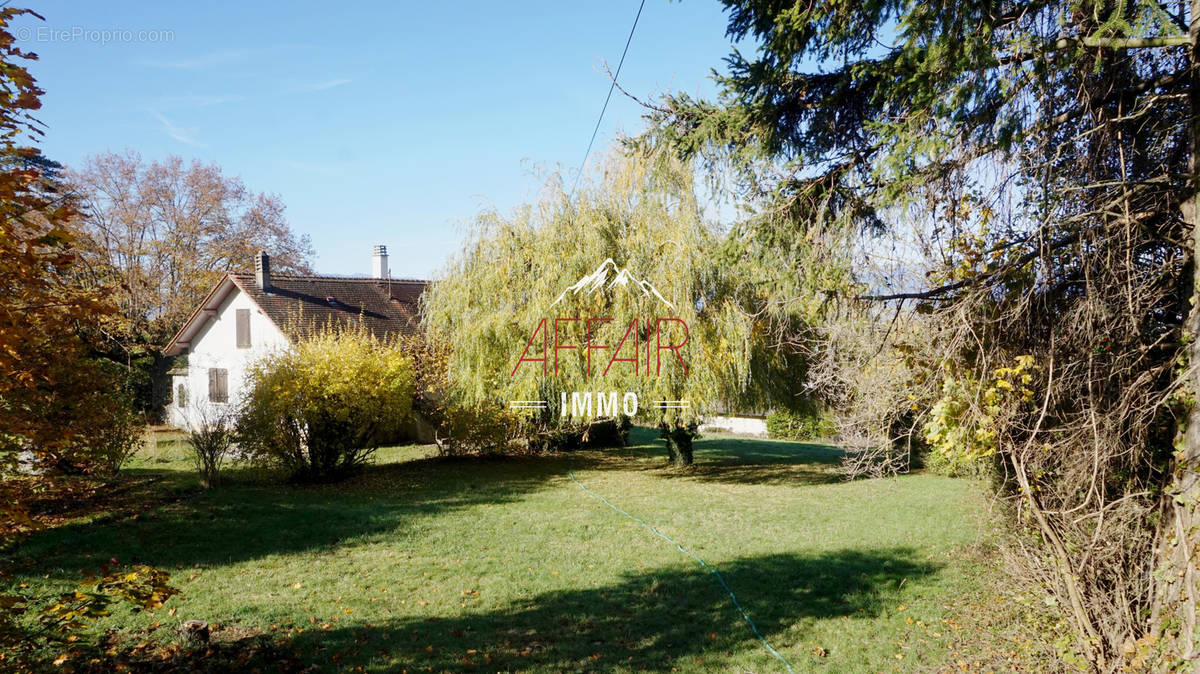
[1158,1,1200,666]
[659,420,697,467]
[669,431,694,467]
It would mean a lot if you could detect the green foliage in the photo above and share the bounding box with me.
[400,333,630,457]
[237,324,414,482]
[424,403,631,458]
[396,334,525,457]
[527,416,632,453]
[921,356,1036,477]
[582,415,632,448]
[109,348,165,420]
[766,400,832,441]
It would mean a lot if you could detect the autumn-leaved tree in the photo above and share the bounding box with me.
[68,150,314,344]
[424,151,803,466]
[0,8,178,667]
[0,9,141,476]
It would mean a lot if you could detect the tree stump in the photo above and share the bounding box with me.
[180,620,210,645]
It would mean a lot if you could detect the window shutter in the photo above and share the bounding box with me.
[236,309,251,348]
[208,368,228,403]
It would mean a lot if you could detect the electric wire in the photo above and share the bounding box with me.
[569,0,647,198]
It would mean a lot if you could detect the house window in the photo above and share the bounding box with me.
[176,383,188,408]
[236,309,251,348]
[208,368,228,403]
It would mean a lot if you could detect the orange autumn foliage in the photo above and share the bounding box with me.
[0,8,133,475]
[0,11,178,669]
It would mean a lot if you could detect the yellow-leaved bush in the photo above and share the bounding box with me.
[922,355,1037,477]
[237,323,414,482]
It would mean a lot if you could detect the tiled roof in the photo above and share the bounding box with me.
[231,273,426,341]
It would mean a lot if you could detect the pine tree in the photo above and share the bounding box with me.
[641,0,1199,666]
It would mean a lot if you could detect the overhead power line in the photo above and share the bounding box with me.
[569,0,647,198]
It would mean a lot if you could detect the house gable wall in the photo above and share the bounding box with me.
[166,286,289,428]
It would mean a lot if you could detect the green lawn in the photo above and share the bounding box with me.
[10,428,993,672]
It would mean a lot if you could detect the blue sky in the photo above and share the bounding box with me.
[16,1,739,279]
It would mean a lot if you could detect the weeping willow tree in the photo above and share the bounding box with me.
[423,151,804,466]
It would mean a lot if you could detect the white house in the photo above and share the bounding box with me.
[162,246,426,429]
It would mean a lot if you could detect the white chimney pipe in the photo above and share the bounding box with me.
[372,245,389,279]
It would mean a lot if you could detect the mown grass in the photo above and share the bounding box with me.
[9,428,993,672]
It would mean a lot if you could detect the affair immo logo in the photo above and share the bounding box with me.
[548,258,675,310]
[510,259,690,418]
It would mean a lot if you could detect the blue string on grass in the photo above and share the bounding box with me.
[567,469,796,673]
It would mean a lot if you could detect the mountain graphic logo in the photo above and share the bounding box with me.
[549,258,676,310]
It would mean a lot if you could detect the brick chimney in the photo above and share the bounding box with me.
[372,245,389,279]
[255,250,271,290]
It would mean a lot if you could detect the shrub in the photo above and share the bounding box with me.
[920,356,1037,478]
[525,416,632,452]
[237,325,414,482]
[581,415,631,448]
[0,358,143,477]
[766,399,832,441]
[90,403,143,477]
[431,401,523,457]
[399,335,535,457]
[185,407,235,488]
